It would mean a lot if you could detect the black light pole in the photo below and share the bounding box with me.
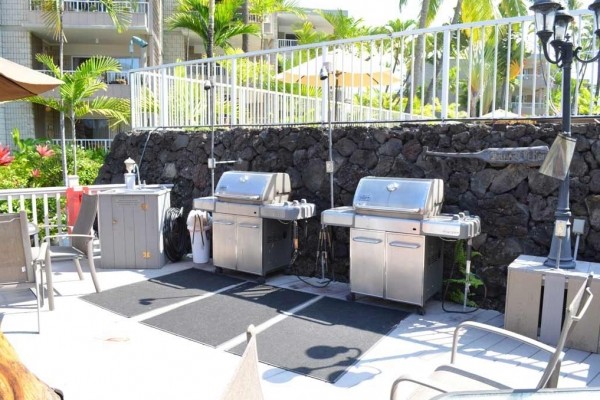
[531,0,600,268]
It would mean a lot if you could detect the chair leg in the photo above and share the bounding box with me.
[87,241,101,293]
[44,251,55,311]
[74,259,84,280]
[34,269,41,333]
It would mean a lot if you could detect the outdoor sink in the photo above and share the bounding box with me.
[321,206,355,227]
[100,187,169,195]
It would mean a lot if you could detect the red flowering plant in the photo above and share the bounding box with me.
[0,129,63,189]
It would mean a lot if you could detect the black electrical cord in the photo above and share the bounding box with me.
[292,224,333,288]
[163,207,188,262]
[440,238,488,314]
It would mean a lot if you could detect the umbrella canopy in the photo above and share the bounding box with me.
[0,57,63,102]
[276,49,400,87]
[481,109,521,118]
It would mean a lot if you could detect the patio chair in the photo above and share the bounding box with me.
[43,193,101,310]
[390,274,594,400]
[220,325,264,400]
[0,211,47,333]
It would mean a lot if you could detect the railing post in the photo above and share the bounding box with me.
[321,46,329,123]
[231,59,237,127]
[160,67,169,127]
[440,29,451,120]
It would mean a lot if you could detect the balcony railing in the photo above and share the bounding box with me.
[277,39,298,48]
[50,139,112,152]
[130,10,600,130]
[30,0,149,14]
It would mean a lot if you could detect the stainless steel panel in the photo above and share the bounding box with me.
[350,228,385,298]
[260,202,316,220]
[236,216,263,274]
[215,201,261,217]
[385,234,442,306]
[212,213,237,270]
[353,177,443,218]
[353,214,421,234]
[321,206,355,227]
[215,171,291,204]
[193,196,217,212]
[421,214,481,239]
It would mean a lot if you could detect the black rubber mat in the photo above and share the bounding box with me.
[80,268,243,317]
[141,282,316,347]
[230,296,409,383]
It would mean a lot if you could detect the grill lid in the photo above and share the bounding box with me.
[353,177,444,219]
[214,171,291,204]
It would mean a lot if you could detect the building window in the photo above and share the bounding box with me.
[76,119,109,140]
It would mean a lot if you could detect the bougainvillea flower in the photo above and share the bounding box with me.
[31,169,41,179]
[0,144,14,166]
[36,144,55,158]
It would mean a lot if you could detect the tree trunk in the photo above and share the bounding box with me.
[70,109,77,176]
[59,1,68,185]
[405,0,430,114]
[242,0,249,52]
[424,0,463,108]
[208,0,215,58]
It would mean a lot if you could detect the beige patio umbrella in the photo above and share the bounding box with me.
[0,57,63,102]
[276,48,399,88]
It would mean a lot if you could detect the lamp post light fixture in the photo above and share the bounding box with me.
[204,80,216,195]
[319,62,335,209]
[530,0,600,268]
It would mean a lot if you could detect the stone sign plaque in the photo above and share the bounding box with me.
[424,145,549,165]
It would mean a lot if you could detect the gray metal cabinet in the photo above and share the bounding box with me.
[350,229,385,297]
[98,188,171,269]
[349,228,443,307]
[212,214,292,276]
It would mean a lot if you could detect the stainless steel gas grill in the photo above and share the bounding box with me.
[321,176,481,310]
[193,171,316,277]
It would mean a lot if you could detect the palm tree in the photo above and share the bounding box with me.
[249,0,305,49]
[26,55,130,175]
[398,0,443,113]
[39,0,133,183]
[317,9,368,40]
[167,0,260,56]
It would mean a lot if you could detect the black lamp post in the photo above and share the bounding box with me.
[530,0,600,268]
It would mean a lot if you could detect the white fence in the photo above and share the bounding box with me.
[131,10,600,130]
[0,184,125,247]
[51,139,112,152]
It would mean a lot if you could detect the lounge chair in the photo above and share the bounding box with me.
[43,193,101,310]
[0,211,47,332]
[390,274,594,400]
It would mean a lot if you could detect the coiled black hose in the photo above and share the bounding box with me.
[163,207,188,262]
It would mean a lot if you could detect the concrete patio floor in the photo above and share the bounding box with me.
[1,256,600,400]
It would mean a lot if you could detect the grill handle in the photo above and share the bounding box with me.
[352,237,383,244]
[213,220,235,226]
[355,205,422,214]
[239,223,260,229]
[215,193,261,201]
[389,241,421,249]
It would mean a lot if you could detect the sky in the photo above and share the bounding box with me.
[295,0,422,27]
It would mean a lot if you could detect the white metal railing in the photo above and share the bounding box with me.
[51,139,112,152]
[277,39,298,48]
[0,184,126,247]
[29,0,149,14]
[130,10,600,130]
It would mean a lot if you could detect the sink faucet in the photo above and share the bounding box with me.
[133,164,144,188]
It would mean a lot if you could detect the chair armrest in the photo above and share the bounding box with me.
[390,374,447,400]
[450,321,559,364]
[43,233,95,243]
[32,242,48,264]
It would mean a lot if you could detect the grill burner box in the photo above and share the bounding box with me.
[193,171,315,277]
[322,177,481,309]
